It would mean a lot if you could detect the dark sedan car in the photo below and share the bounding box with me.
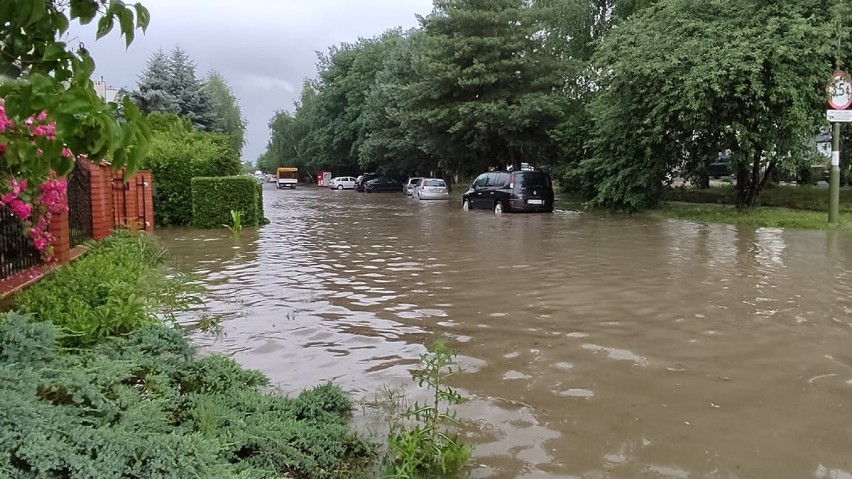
[364,177,402,193]
[355,173,379,192]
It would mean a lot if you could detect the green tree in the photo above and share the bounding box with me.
[167,46,217,131]
[298,33,406,175]
[575,0,838,210]
[129,49,179,115]
[399,0,566,177]
[360,32,436,177]
[204,71,247,155]
[258,81,320,176]
[0,0,151,179]
[128,46,217,131]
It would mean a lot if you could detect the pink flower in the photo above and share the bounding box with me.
[36,111,47,121]
[9,200,32,219]
[33,236,49,251]
[61,147,73,158]
[1,193,14,204]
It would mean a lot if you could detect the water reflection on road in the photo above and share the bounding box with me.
[159,184,852,479]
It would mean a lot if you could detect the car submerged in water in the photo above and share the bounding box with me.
[462,170,554,213]
[414,178,449,200]
[364,177,403,193]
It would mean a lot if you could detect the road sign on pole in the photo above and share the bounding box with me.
[827,71,852,110]
[826,71,849,225]
[827,110,852,122]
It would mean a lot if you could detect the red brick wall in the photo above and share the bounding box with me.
[1,162,154,298]
[109,168,154,233]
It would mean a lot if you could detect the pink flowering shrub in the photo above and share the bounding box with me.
[0,103,72,262]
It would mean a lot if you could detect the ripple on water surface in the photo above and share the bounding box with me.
[161,185,852,479]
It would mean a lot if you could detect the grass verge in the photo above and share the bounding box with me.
[663,184,852,212]
[647,202,852,230]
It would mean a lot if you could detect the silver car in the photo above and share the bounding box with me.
[403,177,424,196]
[415,178,449,200]
[329,176,356,189]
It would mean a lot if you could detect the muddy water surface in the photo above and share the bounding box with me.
[159,184,852,479]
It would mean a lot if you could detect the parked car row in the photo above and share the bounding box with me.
[327,168,555,213]
[327,174,449,200]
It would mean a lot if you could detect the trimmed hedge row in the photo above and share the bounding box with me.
[191,176,266,228]
[144,114,243,226]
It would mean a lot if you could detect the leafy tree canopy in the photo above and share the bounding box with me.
[575,0,844,210]
[0,0,151,179]
[204,70,247,155]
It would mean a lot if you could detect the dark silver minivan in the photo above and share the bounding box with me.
[462,170,554,213]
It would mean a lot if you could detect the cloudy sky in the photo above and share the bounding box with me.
[70,0,434,163]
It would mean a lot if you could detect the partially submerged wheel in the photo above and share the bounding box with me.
[494,201,504,214]
[337,184,343,190]
[462,199,471,211]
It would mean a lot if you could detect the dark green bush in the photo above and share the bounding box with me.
[0,316,375,478]
[144,113,242,226]
[191,176,265,228]
[13,231,198,348]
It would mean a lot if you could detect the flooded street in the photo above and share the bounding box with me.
[159,184,852,479]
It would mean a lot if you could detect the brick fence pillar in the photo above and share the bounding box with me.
[48,208,71,263]
[88,162,114,240]
[140,171,155,232]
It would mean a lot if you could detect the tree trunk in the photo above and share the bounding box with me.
[744,151,762,207]
[757,159,777,193]
[736,149,767,208]
[735,164,750,206]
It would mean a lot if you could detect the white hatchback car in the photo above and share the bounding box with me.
[329,176,356,189]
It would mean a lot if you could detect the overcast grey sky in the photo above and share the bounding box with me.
[70,0,434,163]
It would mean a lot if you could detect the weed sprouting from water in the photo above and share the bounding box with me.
[224,209,243,234]
[386,340,472,478]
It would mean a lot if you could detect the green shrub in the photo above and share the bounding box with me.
[13,231,199,348]
[144,113,242,226]
[0,316,375,478]
[191,176,265,228]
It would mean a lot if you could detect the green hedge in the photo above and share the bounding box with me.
[191,176,265,228]
[144,114,242,226]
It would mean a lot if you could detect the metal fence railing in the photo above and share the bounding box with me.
[0,206,42,280]
[67,161,93,247]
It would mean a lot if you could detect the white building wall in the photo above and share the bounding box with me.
[93,78,118,103]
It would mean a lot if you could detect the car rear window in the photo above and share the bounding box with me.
[423,179,445,187]
[514,172,551,189]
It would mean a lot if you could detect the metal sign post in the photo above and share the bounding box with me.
[826,71,852,224]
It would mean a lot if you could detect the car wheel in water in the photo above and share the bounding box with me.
[462,199,471,211]
[494,201,504,214]
[337,185,343,190]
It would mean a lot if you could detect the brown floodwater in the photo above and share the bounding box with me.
[158,184,852,479]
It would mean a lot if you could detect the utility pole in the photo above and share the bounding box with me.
[827,4,847,225]
[830,121,841,224]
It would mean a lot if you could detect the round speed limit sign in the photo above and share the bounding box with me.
[828,71,852,110]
